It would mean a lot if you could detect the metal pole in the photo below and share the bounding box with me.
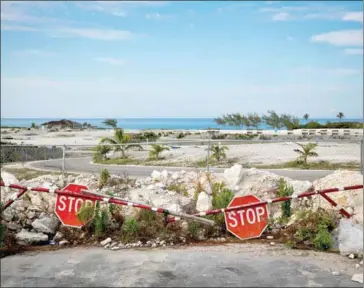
[361,139,363,175]
[62,145,66,177]
[206,140,211,172]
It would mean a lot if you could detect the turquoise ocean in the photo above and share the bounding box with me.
[0,118,362,130]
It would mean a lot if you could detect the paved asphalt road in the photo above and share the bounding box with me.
[1,245,362,287]
[28,157,334,181]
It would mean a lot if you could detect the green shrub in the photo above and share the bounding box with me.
[306,121,323,129]
[176,132,186,139]
[121,209,175,243]
[285,209,337,251]
[92,152,103,163]
[313,225,333,251]
[233,134,256,140]
[209,182,235,229]
[99,168,111,188]
[122,218,140,242]
[188,221,201,240]
[211,134,227,140]
[277,179,294,219]
[77,201,115,238]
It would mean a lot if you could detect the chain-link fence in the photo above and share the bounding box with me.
[0,145,63,165]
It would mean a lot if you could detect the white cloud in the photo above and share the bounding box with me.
[260,4,359,22]
[76,2,127,17]
[342,12,363,23]
[13,49,56,56]
[52,27,133,41]
[286,36,295,41]
[295,67,361,76]
[272,12,292,21]
[95,57,125,66]
[311,30,362,47]
[145,12,172,20]
[344,48,363,55]
[1,24,38,31]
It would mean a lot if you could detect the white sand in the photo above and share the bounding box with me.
[1,128,361,165]
[126,142,360,165]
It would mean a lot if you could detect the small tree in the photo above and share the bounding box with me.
[100,128,143,159]
[294,143,318,166]
[149,144,170,160]
[94,145,112,161]
[31,122,36,129]
[247,113,261,130]
[263,110,282,132]
[303,113,309,121]
[280,114,300,130]
[241,115,251,130]
[336,112,344,122]
[214,117,226,126]
[103,119,117,129]
[210,144,228,161]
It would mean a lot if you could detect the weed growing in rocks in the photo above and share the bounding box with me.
[167,183,188,197]
[187,221,201,241]
[77,201,123,239]
[278,179,294,220]
[121,218,140,243]
[283,209,337,251]
[120,209,183,244]
[210,182,234,229]
[99,169,111,188]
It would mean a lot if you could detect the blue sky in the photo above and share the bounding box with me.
[1,1,363,118]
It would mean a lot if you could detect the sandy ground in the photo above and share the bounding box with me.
[1,128,361,166]
[1,128,362,146]
[121,142,360,165]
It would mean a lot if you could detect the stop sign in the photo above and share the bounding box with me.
[224,195,269,240]
[55,184,96,228]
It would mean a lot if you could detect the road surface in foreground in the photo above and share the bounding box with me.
[28,157,334,181]
[1,244,362,287]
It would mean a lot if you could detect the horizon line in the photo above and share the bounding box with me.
[1,116,363,120]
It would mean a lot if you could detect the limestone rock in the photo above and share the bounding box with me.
[31,216,60,234]
[15,229,48,245]
[196,191,212,212]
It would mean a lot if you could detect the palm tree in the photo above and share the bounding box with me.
[303,113,309,121]
[100,128,143,159]
[94,145,112,160]
[337,112,344,122]
[293,143,318,165]
[149,144,170,160]
[211,144,229,162]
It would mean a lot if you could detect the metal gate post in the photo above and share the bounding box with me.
[206,140,211,172]
[361,139,363,175]
[62,145,66,177]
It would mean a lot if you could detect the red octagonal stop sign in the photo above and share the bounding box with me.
[224,195,269,240]
[55,183,96,228]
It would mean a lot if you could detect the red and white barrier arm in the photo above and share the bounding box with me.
[167,184,363,223]
[0,181,214,226]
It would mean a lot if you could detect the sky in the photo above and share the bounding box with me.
[1,0,363,119]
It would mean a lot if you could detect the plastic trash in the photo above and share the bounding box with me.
[338,218,363,257]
